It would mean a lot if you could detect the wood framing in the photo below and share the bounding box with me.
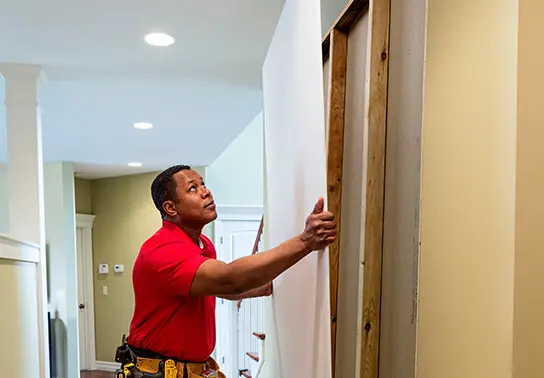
[359,0,390,376]
[325,28,348,378]
[321,1,391,377]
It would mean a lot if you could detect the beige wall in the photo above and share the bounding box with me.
[75,178,92,214]
[416,0,518,377]
[513,1,544,377]
[74,167,205,362]
[0,259,40,378]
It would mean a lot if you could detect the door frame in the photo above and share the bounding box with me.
[213,205,264,248]
[212,205,263,377]
[75,213,96,371]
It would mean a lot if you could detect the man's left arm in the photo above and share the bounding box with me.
[219,282,272,301]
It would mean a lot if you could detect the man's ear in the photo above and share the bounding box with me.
[163,201,178,217]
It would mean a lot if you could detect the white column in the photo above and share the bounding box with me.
[0,62,50,378]
[2,63,44,243]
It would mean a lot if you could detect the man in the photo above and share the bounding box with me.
[119,165,336,378]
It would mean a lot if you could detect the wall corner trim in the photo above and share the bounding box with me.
[76,214,96,228]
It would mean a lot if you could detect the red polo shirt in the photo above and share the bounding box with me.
[127,220,216,362]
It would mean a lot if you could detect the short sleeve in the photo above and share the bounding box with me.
[146,241,208,296]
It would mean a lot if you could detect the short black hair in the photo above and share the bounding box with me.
[151,165,192,219]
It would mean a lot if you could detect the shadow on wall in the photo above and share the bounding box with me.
[49,310,67,378]
[0,73,8,234]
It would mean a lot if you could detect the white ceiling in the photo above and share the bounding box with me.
[0,0,285,179]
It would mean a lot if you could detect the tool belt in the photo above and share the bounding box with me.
[114,335,226,378]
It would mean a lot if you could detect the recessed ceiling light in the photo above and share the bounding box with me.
[133,122,154,130]
[128,162,143,167]
[144,32,175,47]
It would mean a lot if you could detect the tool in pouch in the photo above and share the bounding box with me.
[200,370,218,378]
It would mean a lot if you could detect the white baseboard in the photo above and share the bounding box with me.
[94,361,119,372]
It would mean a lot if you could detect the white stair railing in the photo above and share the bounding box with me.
[237,217,265,378]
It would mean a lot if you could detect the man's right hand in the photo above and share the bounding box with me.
[298,197,337,252]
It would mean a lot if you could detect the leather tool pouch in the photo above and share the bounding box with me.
[115,335,134,365]
[115,335,165,378]
[115,344,132,365]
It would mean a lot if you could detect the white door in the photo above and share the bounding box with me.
[76,227,89,370]
[214,219,261,378]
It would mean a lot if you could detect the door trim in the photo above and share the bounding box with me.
[213,205,263,253]
[76,213,96,370]
[215,205,263,222]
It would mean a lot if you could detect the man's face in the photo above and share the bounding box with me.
[166,169,217,227]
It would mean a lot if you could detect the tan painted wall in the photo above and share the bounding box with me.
[0,259,40,378]
[75,178,92,215]
[416,0,518,377]
[513,1,544,377]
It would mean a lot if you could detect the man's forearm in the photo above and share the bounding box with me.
[219,284,269,301]
[227,236,310,293]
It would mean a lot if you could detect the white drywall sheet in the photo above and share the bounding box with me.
[261,0,331,377]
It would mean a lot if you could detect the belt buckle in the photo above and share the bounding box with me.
[201,369,218,378]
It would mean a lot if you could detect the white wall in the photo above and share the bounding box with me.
[44,162,79,378]
[206,111,264,207]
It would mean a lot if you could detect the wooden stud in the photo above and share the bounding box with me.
[360,0,391,377]
[326,28,348,378]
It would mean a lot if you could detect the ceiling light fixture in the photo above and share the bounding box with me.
[128,162,143,167]
[144,32,175,47]
[133,122,154,130]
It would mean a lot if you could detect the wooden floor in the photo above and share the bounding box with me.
[81,371,112,378]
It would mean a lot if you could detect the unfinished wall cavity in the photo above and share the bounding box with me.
[323,10,370,378]
[378,0,426,376]
[322,0,390,376]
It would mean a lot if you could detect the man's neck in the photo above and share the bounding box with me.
[174,222,202,245]
[164,218,204,245]
[180,225,202,245]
